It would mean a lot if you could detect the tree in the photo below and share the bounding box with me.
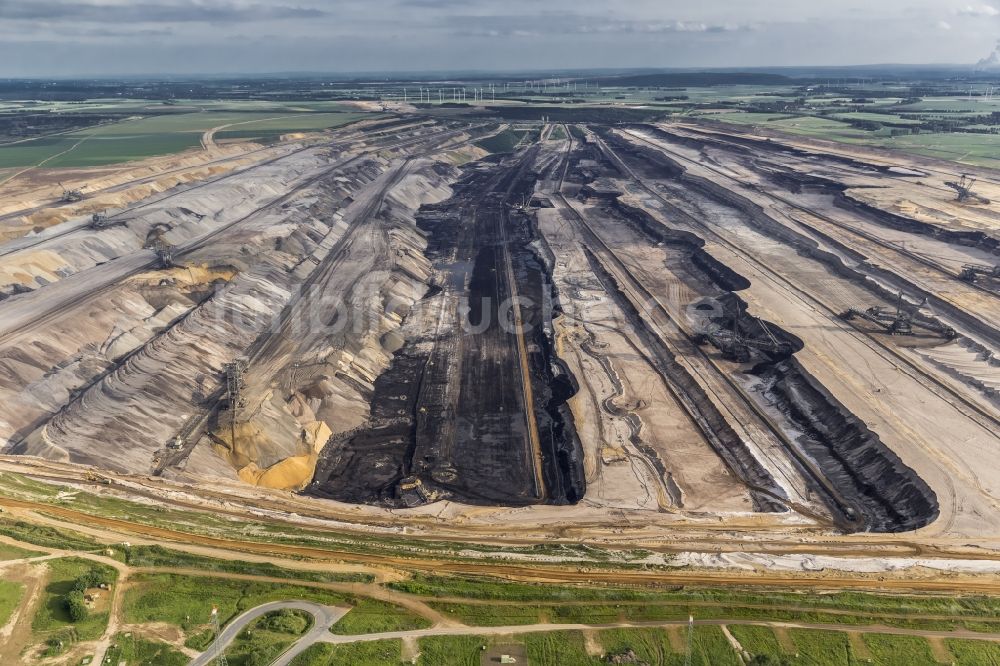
[65,591,88,622]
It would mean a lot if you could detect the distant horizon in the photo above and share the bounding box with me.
[1,62,996,82]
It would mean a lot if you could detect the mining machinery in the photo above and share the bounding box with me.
[945,174,991,204]
[59,182,84,203]
[224,358,248,411]
[694,307,795,362]
[959,263,1000,283]
[152,240,173,269]
[839,294,956,339]
[696,326,795,362]
[90,210,111,228]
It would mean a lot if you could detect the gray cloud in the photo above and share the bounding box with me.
[0,0,326,23]
[445,13,749,38]
[0,0,991,76]
[956,4,1000,17]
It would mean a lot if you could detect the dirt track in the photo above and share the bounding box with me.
[5,497,1000,596]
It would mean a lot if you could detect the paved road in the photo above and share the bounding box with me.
[188,600,348,666]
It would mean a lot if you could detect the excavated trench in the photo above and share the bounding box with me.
[603,129,980,341]
[309,152,585,507]
[587,131,939,532]
[633,125,1000,347]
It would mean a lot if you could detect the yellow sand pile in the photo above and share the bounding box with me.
[217,419,332,490]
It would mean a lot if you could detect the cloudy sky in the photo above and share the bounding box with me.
[0,0,998,77]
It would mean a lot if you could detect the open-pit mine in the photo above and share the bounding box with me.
[2,111,1000,565]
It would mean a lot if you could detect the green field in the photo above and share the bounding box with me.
[102,632,188,666]
[224,608,313,666]
[881,132,1000,168]
[0,578,24,627]
[944,638,1000,664]
[118,544,373,584]
[863,633,944,665]
[0,518,104,551]
[0,109,370,169]
[694,111,796,125]
[291,640,404,666]
[728,624,783,657]
[32,558,119,649]
[120,572,428,648]
[409,627,740,666]
[417,635,489,666]
[597,628,679,665]
[329,598,432,635]
[830,111,923,125]
[0,541,45,560]
[788,628,855,665]
[122,573,341,631]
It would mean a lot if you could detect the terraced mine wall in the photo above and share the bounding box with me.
[834,192,1000,254]
[583,248,787,513]
[310,152,584,507]
[645,122,904,175]
[749,159,1000,256]
[599,132,940,532]
[609,131,991,344]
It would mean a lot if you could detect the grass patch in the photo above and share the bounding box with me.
[119,544,373,583]
[0,579,25,627]
[32,558,118,649]
[398,575,1000,633]
[122,573,346,632]
[788,629,854,665]
[0,518,103,551]
[862,633,941,665]
[690,626,742,666]
[291,640,403,666]
[598,628,677,664]
[0,110,369,168]
[944,638,1000,664]
[102,632,188,666]
[122,573,428,649]
[417,635,489,666]
[225,608,312,666]
[0,541,45,560]
[729,625,783,657]
[524,630,595,664]
[0,471,63,498]
[882,132,1000,169]
[548,125,568,140]
[329,598,431,635]
[429,602,542,626]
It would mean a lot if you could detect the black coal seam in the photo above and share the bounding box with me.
[759,358,939,532]
[310,154,585,507]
